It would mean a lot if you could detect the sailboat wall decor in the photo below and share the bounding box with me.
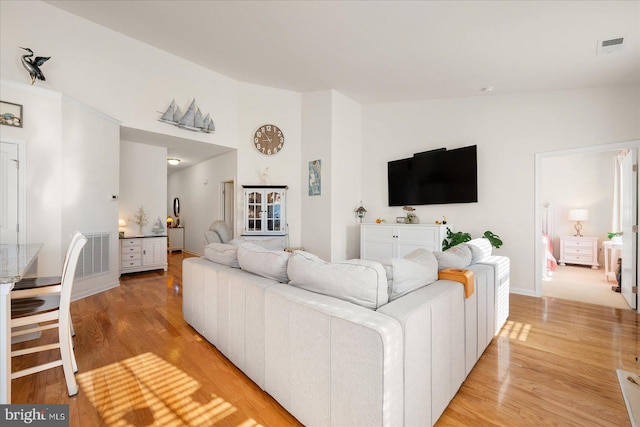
[158,99,215,133]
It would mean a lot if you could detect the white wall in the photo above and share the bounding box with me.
[362,86,640,295]
[300,90,363,262]
[237,82,302,248]
[541,150,616,262]
[119,141,167,237]
[62,96,120,297]
[167,150,237,255]
[301,91,333,260]
[0,82,121,297]
[0,83,63,275]
[0,1,238,151]
[331,92,362,261]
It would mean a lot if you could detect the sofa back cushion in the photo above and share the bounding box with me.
[434,244,472,271]
[382,248,439,301]
[204,230,222,245]
[287,251,389,309]
[237,242,291,283]
[204,243,240,268]
[210,220,232,243]
[465,238,492,263]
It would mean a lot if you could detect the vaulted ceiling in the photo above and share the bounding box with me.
[47,1,640,104]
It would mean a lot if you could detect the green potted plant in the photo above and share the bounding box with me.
[608,231,623,243]
[442,228,503,251]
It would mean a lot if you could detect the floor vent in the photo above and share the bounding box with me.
[75,232,110,279]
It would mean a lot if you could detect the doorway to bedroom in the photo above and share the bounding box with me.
[536,141,639,310]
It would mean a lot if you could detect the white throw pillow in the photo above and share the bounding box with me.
[204,243,239,268]
[381,249,439,301]
[465,238,492,263]
[287,251,389,310]
[434,244,472,271]
[237,242,291,283]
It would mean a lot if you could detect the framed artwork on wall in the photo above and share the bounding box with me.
[309,159,321,196]
[0,101,23,128]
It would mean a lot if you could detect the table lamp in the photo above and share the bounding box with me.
[568,209,588,237]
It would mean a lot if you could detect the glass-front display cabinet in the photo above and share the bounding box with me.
[243,185,287,235]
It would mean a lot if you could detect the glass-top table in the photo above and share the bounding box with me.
[0,243,42,403]
[1,244,42,284]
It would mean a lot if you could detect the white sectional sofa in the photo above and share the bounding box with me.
[182,239,510,427]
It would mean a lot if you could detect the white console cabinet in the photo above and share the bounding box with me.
[168,227,185,252]
[120,236,168,274]
[360,223,450,261]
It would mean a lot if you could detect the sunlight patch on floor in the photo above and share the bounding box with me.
[499,320,531,342]
[76,352,262,426]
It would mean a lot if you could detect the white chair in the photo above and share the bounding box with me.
[10,233,87,396]
[13,231,83,340]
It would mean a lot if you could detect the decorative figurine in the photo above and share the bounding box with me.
[19,47,51,85]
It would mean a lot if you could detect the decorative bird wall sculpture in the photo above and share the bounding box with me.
[19,47,51,85]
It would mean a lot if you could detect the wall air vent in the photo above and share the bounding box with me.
[597,36,625,55]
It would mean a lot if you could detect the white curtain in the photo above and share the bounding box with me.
[612,149,629,233]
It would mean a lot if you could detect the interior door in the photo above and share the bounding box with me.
[0,142,19,245]
[621,149,637,309]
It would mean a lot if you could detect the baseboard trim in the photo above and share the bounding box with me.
[509,288,537,297]
[72,280,120,301]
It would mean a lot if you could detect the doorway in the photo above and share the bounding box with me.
[1,140,25,245]
[535,141,639,311]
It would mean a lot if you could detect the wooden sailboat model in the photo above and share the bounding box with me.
[158,99,215,133]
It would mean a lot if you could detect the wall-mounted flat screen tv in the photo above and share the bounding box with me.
[388,145,478,206]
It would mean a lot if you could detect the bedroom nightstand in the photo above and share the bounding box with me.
[558,235,599,269]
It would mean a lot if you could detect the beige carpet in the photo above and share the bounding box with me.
[542,265,632,309]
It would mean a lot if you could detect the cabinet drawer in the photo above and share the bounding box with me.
[564,247,594,256]
[121,246,141,254]
[121,259,142,268]
[564,241,592,249]
[121,253,141,262]
[121,239,142,248]
[563,254,593,263]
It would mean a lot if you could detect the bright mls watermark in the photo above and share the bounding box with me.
[1,405,68,426]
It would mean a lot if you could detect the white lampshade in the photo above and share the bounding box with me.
[118,218,127,227]
[568,209,589,221]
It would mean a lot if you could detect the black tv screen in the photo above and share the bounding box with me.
[388,145,477,206]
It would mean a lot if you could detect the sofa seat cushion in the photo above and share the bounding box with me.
[204,243,240,268]
[434,244,472,271]
[382,248,439,301]
[287,251,389,310]
[237,242,291,283]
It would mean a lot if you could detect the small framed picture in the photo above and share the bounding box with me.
[0,101,23,128]
[396,216,405,223]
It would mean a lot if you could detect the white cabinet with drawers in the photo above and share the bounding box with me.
[558,235,599,269]
[360,223,449,261]
[120,236,168,274]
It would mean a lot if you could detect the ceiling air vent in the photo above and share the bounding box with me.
[597,36,625,55]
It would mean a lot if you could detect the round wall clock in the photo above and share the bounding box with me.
[253,124,284,156]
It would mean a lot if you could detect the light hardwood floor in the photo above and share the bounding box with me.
[12,252,638,426]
